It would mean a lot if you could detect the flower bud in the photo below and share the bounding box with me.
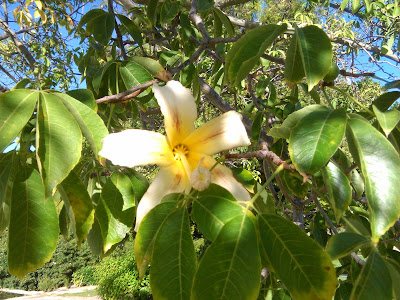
[190,166,211,191]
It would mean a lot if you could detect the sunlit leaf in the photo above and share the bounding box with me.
[373,105,400,137]
[258,214,337,300]
[8,167,58,279]
[192,195,244,241]
[346,117,400,243]
[36,92,82,198]
[289,108,346,175]
[0,89,37,152]
[192,214,261,300]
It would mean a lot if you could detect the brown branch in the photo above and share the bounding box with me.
[108,0,127,60]
[96,79,158,104]
[224,142,296,171]
[339,70,375,78]
[189,0,210,41]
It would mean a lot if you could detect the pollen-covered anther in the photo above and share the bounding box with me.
[172,144,189,161]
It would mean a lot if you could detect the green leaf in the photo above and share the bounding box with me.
[226,24,287,86]
[55,92,108,159]
[192,196,244,242]
[96,175,136,252]
[372,91,400,112]
[8,167,59,279]
[78,9,107,29]
[0,89,37,152]
[110,172,135,210]
[281,170,309,198]
[373,105,400,137]
[385,258,400,300]
[212,8,235,37]
[58,170,94,247]
[147,0,159,25]
[59,205,69,240]
[351,251,392,300]
[321,162,352,221]
[130,57,168,81]
[192,214,261,300]
[325,232,370,260]
[134,200,177,280]
[36,92,82,198]
[66,89,97,111]
[352,0,362,13]
[289,108,346,174]
[151,207,196,300]
[285,25,333,91]
[340,0,350,10]
[88,12,114,45]
[268,104,329,139]
[117,14,143,46]
[346,117,400,243]
[232,167,256,193]
[258,214,337,300]
[251,111,264,142]
[119,61,153,89]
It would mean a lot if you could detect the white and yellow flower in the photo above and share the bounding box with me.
[99,80,251,230]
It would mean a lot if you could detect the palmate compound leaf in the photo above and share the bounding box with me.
[258,214,337,300]
[8,167,59,279]
[346,117,400,243]
[289,108,347,175]
[36,92,82,198]
[321,161,352,221]
[55,92,108,159]
[150,207,197,300]
[350,251,392,300]
[191,213,261,300]
[0,89,37,152]
[58,170,94,248]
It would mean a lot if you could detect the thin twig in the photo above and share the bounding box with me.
[96,79,158,104]
[108,0,127,60]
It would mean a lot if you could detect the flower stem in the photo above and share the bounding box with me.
[250,164,284,204]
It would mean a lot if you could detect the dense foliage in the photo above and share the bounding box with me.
[1,0,400,299]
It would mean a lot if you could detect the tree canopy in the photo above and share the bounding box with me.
[1,0,400,299]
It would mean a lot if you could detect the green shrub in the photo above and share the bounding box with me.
[95,251,151,300]
[38,277,60,292]
[72,265,97,287]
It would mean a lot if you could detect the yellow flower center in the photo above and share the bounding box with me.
[172,144,189,161]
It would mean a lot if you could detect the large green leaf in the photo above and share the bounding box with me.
[192,214,261,300]
[268,104,329,139]
[59,170,94,248]
[346,117,400,243]
[192,195,244,241]
[117,14,143,46]
[372,91,400,112]
[151,207,196,300]
[0,89,37,152]
[134,200,177,280]
[36,92,82,198]
[373,105,400,137]
[385,258,400,300]
[87,12,114,46]
[96,175,136,252]
[289,108,346,175]
[225,24,287,86]
[321,162,352,221]
[119,61,153,89]
[285,25,333,91]
[8,167,59,279]
[350,251,392,300]
[258,214,337,300]
[130,57,168,81]
[55,92,108,159]
[325,232,370,260]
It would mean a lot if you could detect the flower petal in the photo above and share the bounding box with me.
[99,129,174,167]
[153,81,197,146]
[184,110,250,155]
[192,154,251,201]
[134,165,189,230]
